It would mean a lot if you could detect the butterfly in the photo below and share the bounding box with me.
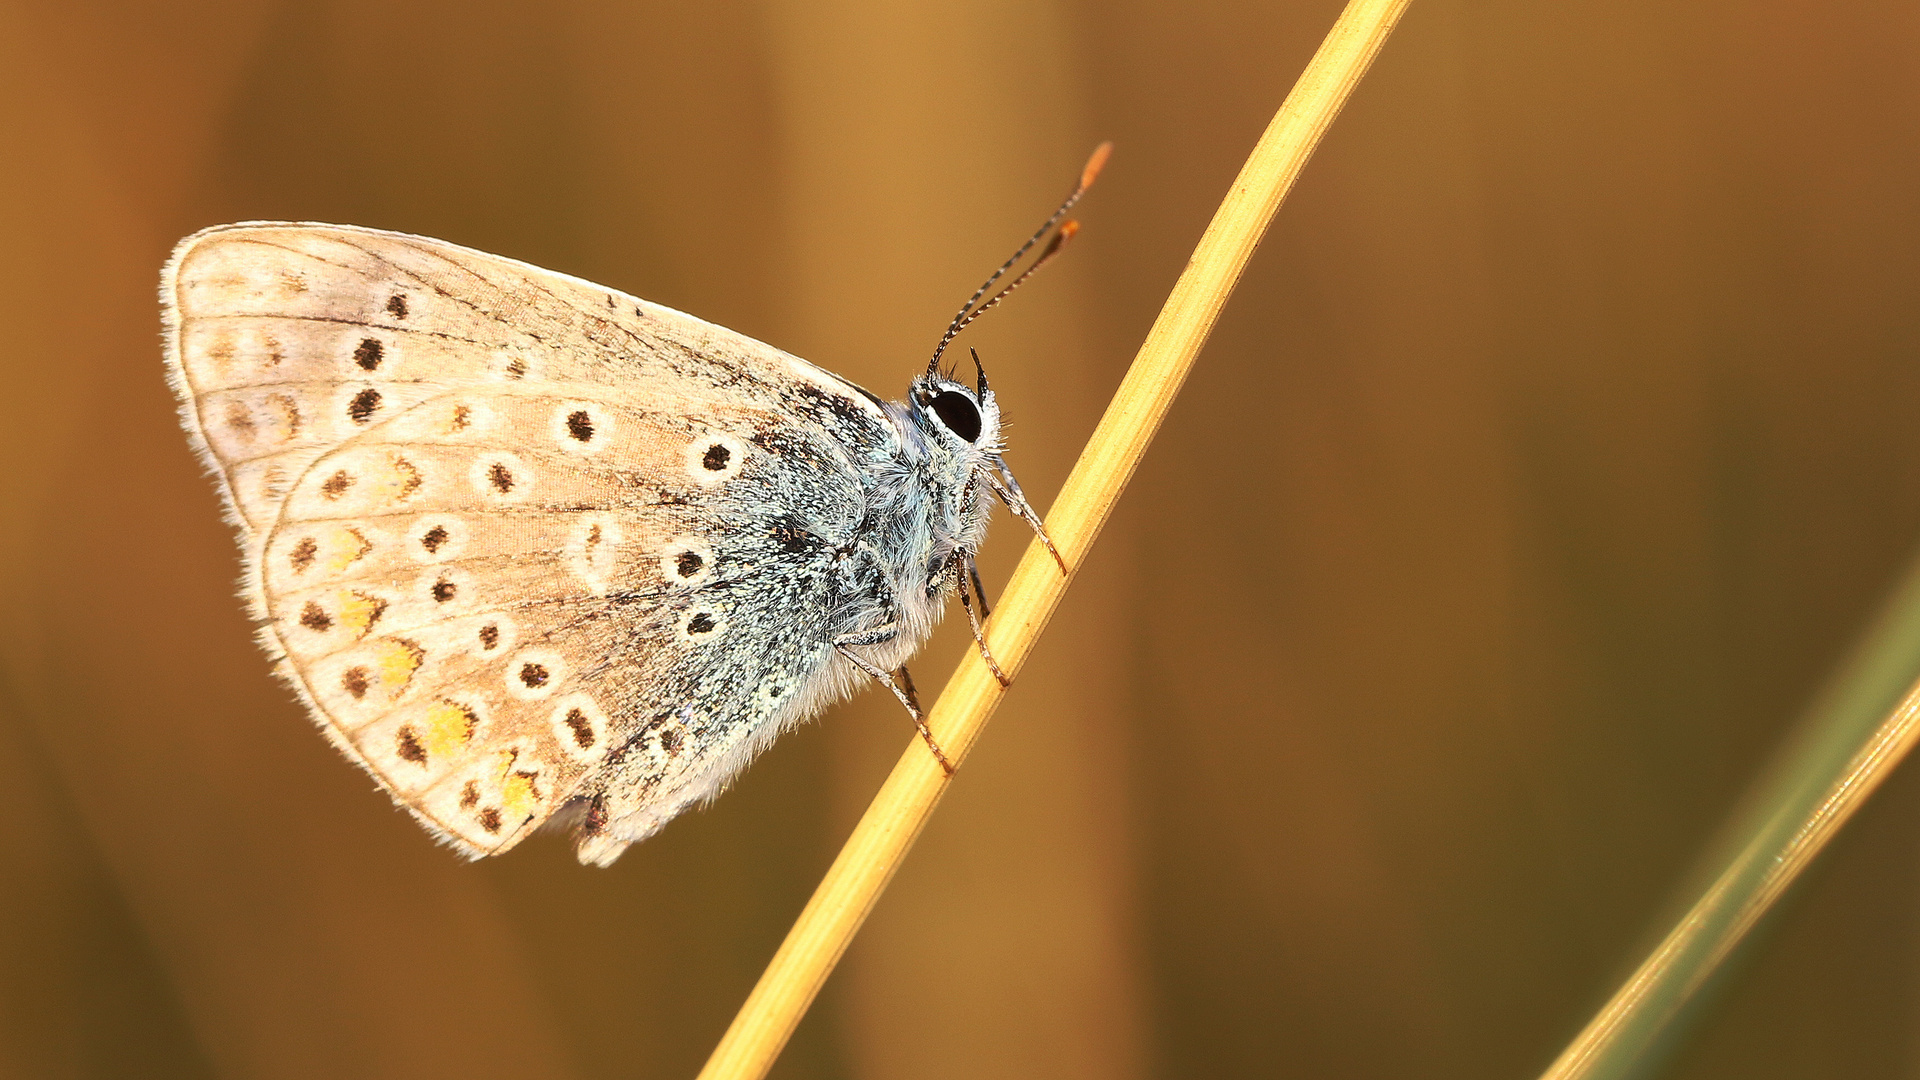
[161,146,1106,865]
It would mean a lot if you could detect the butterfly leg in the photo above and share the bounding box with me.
[968,559,993,619]
[984,465,1068,574]
[954,556,1010,687]
[834,637,955,776]
[893,664,922,712]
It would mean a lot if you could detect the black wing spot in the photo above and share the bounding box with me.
[348,387,381,423]
[289,537,318,572]
[353,338,384,370]
[386,294,409,318]
[564,708,595,748]
[396,726,426,763]
[566,410,594,442]
[320,470,354,499]
[300,602,332,631]
[702,443,731,470]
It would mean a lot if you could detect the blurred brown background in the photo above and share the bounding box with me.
[5,1,1920,1077]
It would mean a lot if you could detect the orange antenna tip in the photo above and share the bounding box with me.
[1080,142,1114,190]
[1058,219,1082,243]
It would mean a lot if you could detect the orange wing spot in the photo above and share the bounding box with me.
[322,526,374,572]
[369,455,423,501]
[266,393,301,440]
[422,700,477,760]
[501,769,542,822]
[370,637,425,697]
[337,590,388,638]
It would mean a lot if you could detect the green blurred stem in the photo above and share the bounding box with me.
[1540,551,1920,1080]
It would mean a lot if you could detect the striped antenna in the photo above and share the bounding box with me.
[926,142,1112,376]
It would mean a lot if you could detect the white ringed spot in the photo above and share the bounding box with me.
[551,694,609,761]
[411,515,468,562]
[338,384,384,427]
[424,566,473,609]
[676,608,727,644]
[684,432,747,486]
[505,648,566,700]
[470,451,532,501]
[473,614,516,656]
[660,535,714,587]
[552,401,614,454]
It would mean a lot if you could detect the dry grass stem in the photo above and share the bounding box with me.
[1540,553,1920,1080]
[696,2,1413,1077]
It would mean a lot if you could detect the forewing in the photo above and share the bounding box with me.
[162,222,890,856]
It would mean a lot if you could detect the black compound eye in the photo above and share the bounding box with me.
[930,391,983,443]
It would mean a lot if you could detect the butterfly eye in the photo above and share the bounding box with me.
[930,391,983,443]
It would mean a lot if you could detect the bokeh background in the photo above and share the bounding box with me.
[6,1,1920,1077]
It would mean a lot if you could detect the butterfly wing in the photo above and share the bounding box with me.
[163,223,901,860]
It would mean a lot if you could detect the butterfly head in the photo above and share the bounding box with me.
[908,351,1001,459]
[901,141,1107,578]
[903,349,1061,572]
